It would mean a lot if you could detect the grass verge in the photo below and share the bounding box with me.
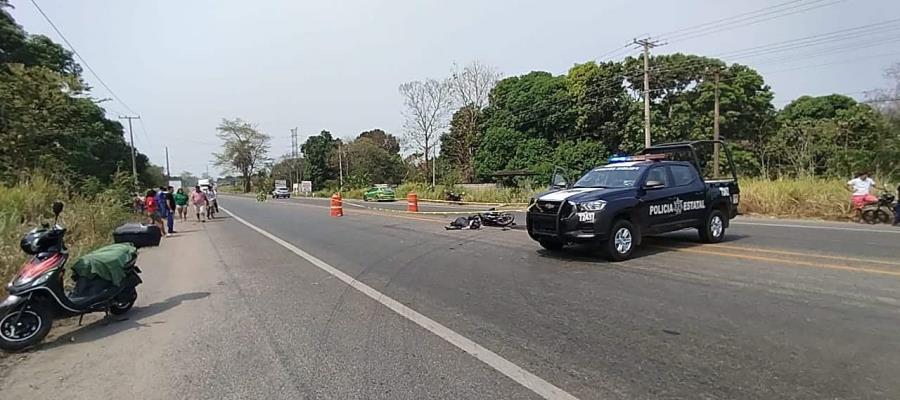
[1,176,133,293]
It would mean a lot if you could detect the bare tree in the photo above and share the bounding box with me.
[399,78,453,186]
[447,61,502,182]
[213,118,271,192]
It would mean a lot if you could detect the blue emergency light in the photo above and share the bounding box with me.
[607,154,666,163]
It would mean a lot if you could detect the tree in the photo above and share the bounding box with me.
[300,130,338,187]
[358,128,400,154]
[482,71,577,144]
[399,78,454,186]
[343,136,404,186]
[179,171,198,188]
[212,118,271,192]
[445,61,501,182]
[771,95,886,177]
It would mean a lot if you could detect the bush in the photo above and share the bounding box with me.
[1,175,133,293]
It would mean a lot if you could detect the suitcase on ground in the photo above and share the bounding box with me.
[113,223,161,248]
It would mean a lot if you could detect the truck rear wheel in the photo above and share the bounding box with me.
[605,219,637,261]
[699,210,726,243]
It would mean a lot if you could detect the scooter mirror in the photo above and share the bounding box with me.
[52,201,64,216]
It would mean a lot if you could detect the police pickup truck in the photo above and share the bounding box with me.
[526,140,740,261]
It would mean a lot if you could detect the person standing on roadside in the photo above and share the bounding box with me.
[191,185,208,222]
[205,186,218,220]
[144,189,167,237]
[156,186,173,237]
[132,192,144,214]
[174,187,189,222]
[165,186,177,233]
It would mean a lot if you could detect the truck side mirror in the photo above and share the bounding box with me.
[551,172,568,189]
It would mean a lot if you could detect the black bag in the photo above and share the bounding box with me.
[113,223,161,248]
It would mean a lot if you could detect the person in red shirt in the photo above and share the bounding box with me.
[144,189,167,236]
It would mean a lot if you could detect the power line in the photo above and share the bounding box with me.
[660,0,844,44]
[29,0,138,116]
[657,0,809,38]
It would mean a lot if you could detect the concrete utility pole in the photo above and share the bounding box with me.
[290,127,299,192]
[118,115,140,186]
[165,146,171,181]
[633,38,663,148]
[338,142,344,189]
[713,69,721,178]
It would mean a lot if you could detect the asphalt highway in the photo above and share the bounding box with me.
[221,195,900,399]
[3,194,898,400]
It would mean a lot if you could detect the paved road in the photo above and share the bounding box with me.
[2,194,899,399]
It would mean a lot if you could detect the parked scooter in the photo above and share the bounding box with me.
[0,202,143,351]
[861,191,896,225]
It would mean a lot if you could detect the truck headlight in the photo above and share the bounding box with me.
[578,200,607,211]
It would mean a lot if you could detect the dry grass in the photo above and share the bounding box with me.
[0,176,133,292]
[739,177,895,221]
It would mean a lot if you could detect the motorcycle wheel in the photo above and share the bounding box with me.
[0,304,52,351]
[110,288,138,316]
[876,207,893,224]
[495,213,515,227]
[861,209,879,224]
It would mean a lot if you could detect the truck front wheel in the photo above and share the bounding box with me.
[699,210,726,243]
[605,219,637,261]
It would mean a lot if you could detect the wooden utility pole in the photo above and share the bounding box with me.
[118,115,140,186]
[291,127,299,192]
[165,146,171,181]
[713,69,721,178]
[633,38,663,148]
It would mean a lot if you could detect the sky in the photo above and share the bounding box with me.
[9,0,900,177]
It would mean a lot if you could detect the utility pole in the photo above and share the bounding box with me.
[290,127,298,192]
[118,115,140,186]
[165,146,171,181]
[432,146,436,188]
[338,142,344,190]
[633,38,663,148]
[713,69,721,178]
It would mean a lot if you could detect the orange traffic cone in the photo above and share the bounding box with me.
[407,192,418,212]
[330,193,343,217]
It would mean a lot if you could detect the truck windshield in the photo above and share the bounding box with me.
[572,165,643,188]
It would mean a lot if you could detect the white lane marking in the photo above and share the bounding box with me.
[221,207,581,400]
[733,221,900,234]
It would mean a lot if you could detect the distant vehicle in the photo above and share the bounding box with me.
[526,140,740,261]
[198,178,211,191]
[363,185,396,201]
[272,186,290,199]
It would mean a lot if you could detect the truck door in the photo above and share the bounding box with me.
[638,165,678,232]
[667,164,706,226]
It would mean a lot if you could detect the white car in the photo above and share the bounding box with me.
[272,187,290,199]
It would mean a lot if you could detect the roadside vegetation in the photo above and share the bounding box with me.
[0,5,159,290]
[0,174,135,292]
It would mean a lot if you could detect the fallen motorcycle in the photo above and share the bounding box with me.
[477,208,516,227]
[0,202,142,351]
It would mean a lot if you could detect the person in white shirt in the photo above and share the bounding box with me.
[847,171,877,209]
[204,187,218,219]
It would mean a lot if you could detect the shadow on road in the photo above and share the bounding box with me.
[535,231,749,263]
[40,292,211,349]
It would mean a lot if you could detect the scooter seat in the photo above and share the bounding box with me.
[68,276,118,308]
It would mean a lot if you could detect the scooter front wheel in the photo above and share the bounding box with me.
[0,304,52,352]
